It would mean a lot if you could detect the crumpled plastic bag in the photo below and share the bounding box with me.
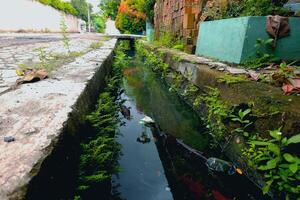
[266,15,290,47]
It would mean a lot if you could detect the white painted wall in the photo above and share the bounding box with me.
[0,0,80,32]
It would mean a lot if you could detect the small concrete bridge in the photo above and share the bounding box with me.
[105,34,146,40]
[105,34,146,48]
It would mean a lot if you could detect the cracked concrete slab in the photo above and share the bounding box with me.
[0,36,117,199]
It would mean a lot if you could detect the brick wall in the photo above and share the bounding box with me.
[154,0,227,53]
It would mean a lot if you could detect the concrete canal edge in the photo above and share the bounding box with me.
[141,41,300,135]
[0,39,117,200]
[140,41,300,192]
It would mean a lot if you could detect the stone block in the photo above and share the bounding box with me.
[196,16,300,64]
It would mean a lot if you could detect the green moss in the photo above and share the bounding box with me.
[217,73,248,84]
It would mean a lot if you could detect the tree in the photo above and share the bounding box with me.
[71,0,92,21]
[92,14,106,33]
[100,0,121,20]
[115,0,146,33]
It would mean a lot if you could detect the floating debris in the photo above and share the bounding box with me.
[120,105,131,120]
[139,116,155,124]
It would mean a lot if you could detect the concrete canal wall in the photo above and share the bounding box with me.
[140,41,300,191]
[0,39,117,199]
[142,42,300,135]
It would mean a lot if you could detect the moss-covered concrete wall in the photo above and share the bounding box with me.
[142,42,300,136]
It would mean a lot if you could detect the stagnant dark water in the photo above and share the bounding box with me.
[111,58,269,200]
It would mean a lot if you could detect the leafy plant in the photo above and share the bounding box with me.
[169,72,184,92]
[181,83,199,98]
[230,108,253,137]
[34,47,47,69]
[194,87,229,141]
[243,129,300,197]
[75,41,128,198]
[136,42,169,77]
[60,16,71,53]
[243,38,279,69]
[153,32,184,51]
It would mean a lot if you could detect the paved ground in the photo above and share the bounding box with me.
[0,33,106,94]
[0,33,117,199]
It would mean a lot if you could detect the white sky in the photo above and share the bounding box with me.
[87,0,100,13]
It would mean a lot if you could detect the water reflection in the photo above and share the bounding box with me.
[112,60,269,200]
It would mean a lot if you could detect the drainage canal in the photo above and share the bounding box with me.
[36,42,270,200]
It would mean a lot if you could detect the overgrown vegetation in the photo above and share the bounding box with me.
[100,0,121,20]
[153,32,184,51]
[136,41,169,77]
[194,87,229,142]
[205,0,290,20]
[74,41,129,199]
[71,0,92,22]
[136,41,300,198]
[243,38,279,69]
[243,129,300,198]
[91,14,106,33]
[115,0,146,33]
[38,0,77,15]
[18,51,85,72]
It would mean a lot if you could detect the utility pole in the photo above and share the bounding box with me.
[87,3,91,32]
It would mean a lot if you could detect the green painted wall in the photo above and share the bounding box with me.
[146,21,154,42]
[196,17,300,64]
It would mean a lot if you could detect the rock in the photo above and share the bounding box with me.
[4,136,15,143]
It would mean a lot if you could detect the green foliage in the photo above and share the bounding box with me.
[217,73,248,84]
[230,108,253,137]
[154,32,184,51]
[182,83,199,98]
[19,50,84,72]
[243,38,279,69]
[78,135,121,193]
[143,0,156,22]
[194,87,229,141]
[239,0,289,17]
[60,16,71,53]
[34,47,47,69]
[38,0,77,15]
[90,41,103,49]
[75,41,129,198]
[169,72,184,92]
[136,41,169,77]
[116,12,145,34]
[100,0,121,19]
[91,14,106,33]
[71,0,92,21]
[221,0,290,19]
[243,129,300,197]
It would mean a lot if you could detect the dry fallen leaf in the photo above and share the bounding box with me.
[16,69,48,85]
[248,70,260,81]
